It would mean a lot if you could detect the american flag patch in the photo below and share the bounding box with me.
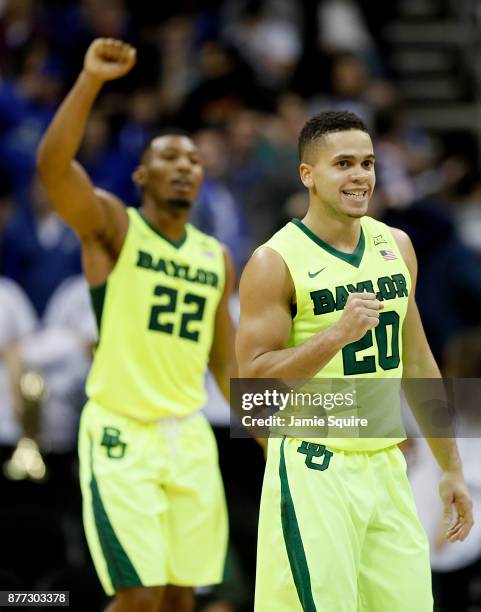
[380,249,397,260]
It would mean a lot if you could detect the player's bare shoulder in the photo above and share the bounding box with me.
[240,246,295,307]
[389,226,411,249]
[389,226,417,273]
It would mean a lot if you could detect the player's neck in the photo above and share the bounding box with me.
[302,210,362,253]
[140,200,190,242]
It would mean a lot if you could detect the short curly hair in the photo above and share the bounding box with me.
[298,111,369,162]
[140,128,193,163]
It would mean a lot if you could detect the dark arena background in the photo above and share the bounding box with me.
[1,1,481,610]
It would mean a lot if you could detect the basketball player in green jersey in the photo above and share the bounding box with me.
[236,111,474,611]
[37,39,235,612]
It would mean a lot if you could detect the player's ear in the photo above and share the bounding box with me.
[299,162,314,189]
[132,165,146,188]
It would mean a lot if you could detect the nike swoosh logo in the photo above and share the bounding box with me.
[308,267,326,278]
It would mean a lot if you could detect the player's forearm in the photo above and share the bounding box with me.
[37,71,103,179]
[404,382,461,472]
[210,359,237,403]
[241,325,345,379]
[427,437,463,473]
[403,353,462,472]
[403,349,441,379]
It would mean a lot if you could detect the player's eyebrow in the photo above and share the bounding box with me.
[331,153,376,162]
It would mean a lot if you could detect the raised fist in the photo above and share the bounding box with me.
[84,38,136,83]
[334,292,384,345]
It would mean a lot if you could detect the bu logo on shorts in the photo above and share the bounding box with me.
[297,441,333,471]
[100,427,127,459]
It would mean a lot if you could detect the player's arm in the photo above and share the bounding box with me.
[36,39,136,244]
[208,247,237,402]
[236,247,383,378]
[393,227,473,542]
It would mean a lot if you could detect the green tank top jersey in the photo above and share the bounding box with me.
[87,208,225,421]
[263,216,411,451]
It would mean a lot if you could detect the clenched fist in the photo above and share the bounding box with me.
[84,38,136,83]
[334,292,384,345]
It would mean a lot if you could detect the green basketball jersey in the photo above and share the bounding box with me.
[86,208,225,421]
[263,216,411,451]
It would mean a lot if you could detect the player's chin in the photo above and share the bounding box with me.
[169,185,197,202]
[345,205,368,219]
[166,197,193,210]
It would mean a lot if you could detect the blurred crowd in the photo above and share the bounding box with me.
[1,0,481,610]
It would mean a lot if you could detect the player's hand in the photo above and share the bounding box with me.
[84,38,136,83]
[334,292,384,344]
[439,470,474,542]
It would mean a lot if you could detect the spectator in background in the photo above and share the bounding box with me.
[177,39,266,131]
[192,128,251,274]
[42,0,160,93]
[381,198,481,367]
[1,178,81,316]
[373,106,481,366]
[246,94,310,241]
[19,275,97,456]
[118,89,160,157]
[0,274,38,593]
[0,169,14,268]
[317,0,382,77]
[117,88,161,205]
[308,51,397,132]
[259,92,307,170]
[0,276,37,458]
[157,16,196,116]
[1,274,96,476]
[220,0,302,30]
[0,0,38,75]
[373,105,437,209]
[222,0,302,89]
[0,273,104,608]
[223,109,273,245]
[78,110,137,204]
[327,52,376,123]
[430,131,481,257]
[0,37,61,195]
[451,170,481,256]
[224,100,308,247]
[42,0,132,85]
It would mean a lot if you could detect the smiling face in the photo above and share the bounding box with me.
[299,129,375,219]
[134,135,204,206]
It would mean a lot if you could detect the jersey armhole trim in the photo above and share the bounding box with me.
[89,282,107,336]
[260,245,298,321]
